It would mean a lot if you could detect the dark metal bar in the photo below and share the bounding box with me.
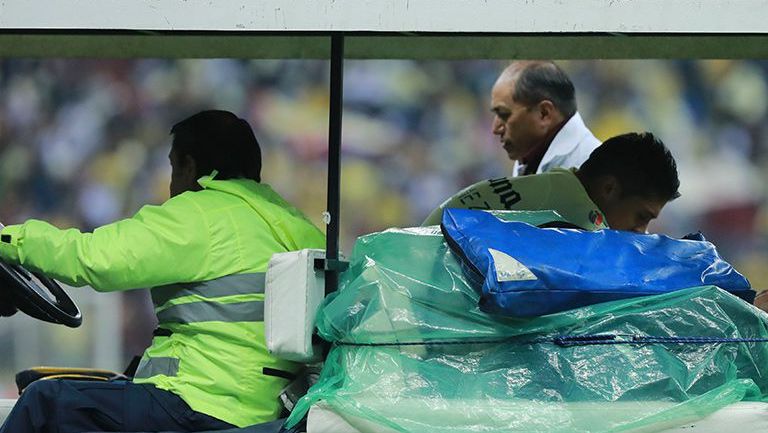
[324,33,344,295]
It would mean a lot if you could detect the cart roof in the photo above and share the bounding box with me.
[1,0,768,58]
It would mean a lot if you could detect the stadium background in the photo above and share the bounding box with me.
[0,59,766,395]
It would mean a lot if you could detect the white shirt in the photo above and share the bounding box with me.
[512,112,600,177]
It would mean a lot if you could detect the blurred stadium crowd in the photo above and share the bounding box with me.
[0,59,767,394]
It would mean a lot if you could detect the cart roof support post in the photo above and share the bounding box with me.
[323,33,346,295]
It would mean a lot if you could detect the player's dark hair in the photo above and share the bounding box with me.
[580,132,680,201]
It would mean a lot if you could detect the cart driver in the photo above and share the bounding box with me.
[0,110,325,433]
[423,132,680,233]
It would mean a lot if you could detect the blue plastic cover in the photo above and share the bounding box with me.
[441,209,754,317]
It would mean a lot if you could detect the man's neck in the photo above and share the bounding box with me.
[574,169,600,207]
[520,114,570,175]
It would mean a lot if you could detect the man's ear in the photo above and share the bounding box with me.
[182,154,197,180]
[536,100,560,126]
[595,175,622,202]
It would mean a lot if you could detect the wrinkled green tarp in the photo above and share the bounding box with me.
[288,211,768,432]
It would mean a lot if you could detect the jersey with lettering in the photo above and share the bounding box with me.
[422,168,608,230]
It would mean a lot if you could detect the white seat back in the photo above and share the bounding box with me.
[265,249,327,363]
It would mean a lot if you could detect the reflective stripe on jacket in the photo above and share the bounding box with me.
[0,175,326,427]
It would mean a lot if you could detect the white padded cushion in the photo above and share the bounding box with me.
[265,248,326,363]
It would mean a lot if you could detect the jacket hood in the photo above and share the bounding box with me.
[197,175,326,250]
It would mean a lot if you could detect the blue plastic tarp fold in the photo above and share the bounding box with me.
[441,209,754,317]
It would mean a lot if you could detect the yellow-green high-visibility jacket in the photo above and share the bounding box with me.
[0,175,326,427]
[422,168,609,230]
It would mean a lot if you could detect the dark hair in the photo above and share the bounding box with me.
[512,61,577,117]
[170,110,262,182]
[580,132,680,201]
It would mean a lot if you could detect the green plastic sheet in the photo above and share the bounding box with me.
[288,211,768,432]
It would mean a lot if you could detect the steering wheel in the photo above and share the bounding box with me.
[0,260,82,328]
